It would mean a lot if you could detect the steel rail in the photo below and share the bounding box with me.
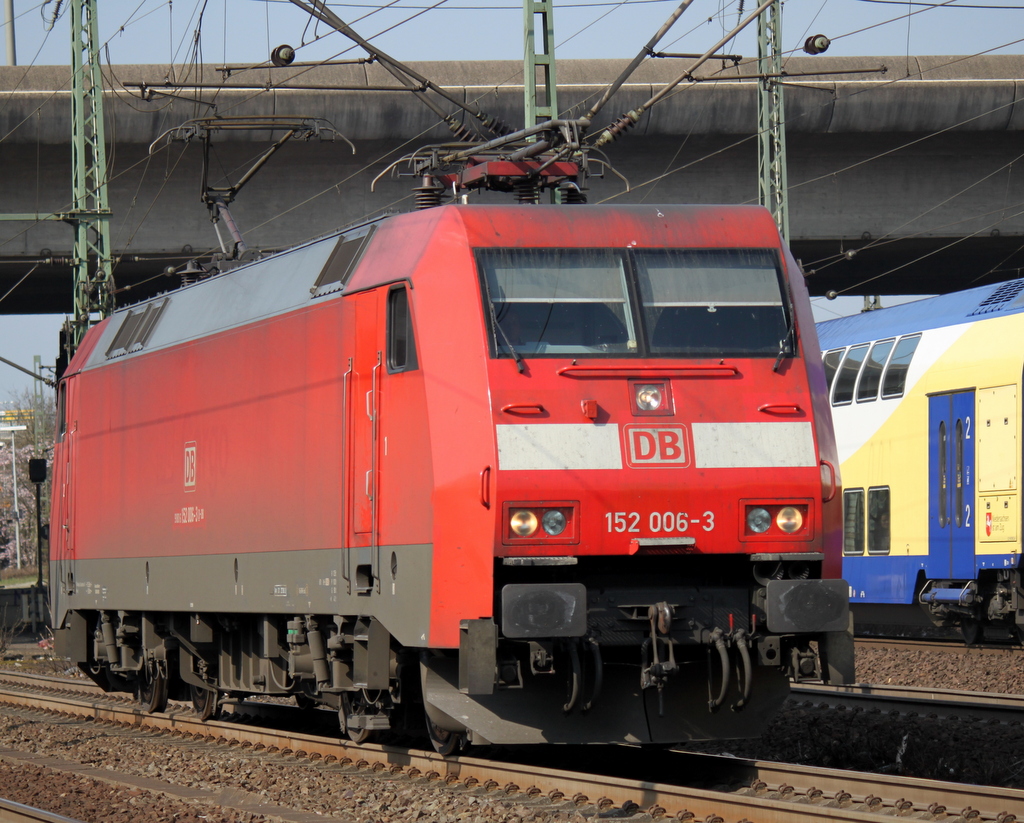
[0,797,87,823]
[856,636,1021,656]
[0,672,102,692]
[0,680,1022,821]
[793,681,1024,724]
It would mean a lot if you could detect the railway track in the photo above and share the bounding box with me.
[0,671,1021,822]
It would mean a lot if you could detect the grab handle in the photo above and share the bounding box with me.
[820,459,837,502]
[758,403,803,415]
[501,403,545,415]
[480,466,491,509]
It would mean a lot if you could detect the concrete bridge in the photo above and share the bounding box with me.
[3,54,1024,314]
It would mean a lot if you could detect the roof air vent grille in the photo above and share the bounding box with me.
[968,279,1024,316]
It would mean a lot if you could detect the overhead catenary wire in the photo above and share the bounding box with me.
[285,0,519,140]
[4,0,1024,319]
[590,0,775,146]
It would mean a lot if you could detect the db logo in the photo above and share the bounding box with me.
[986,511,992,537]
[184,442,197,492]
[624,426,689,468]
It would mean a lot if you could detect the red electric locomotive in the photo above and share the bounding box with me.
[51,204,851,749]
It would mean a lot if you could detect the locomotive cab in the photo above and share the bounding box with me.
[417,208,851,745]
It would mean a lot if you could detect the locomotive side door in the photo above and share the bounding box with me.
[347,289,381,593]
[928,390,976,579]
[51,377,78,626]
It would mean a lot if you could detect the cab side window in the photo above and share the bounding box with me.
[387,286,418,373]
[57,384,67,442]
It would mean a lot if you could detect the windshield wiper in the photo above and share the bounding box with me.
[773,314,795,373]
[489,300,525,373]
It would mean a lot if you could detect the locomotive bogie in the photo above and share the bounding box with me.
[52,205,850,747]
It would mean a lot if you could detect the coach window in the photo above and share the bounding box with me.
[843,488,865,555]
[857,339,894,403]
[387,286,418,373]
[938,420,948,527]
[867,487,891,555]
[823,349,845,395]
[881,334,921,399]
[832,343,869,405]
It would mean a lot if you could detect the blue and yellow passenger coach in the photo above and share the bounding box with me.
[818,281,1022,642]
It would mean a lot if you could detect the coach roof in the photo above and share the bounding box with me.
[817,279,1024,350]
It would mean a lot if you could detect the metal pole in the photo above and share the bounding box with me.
[757,0,789,243]
[523,0,558,129]
[70,0,114,348]
[28,459,47,593]
[4,0,15,66]
[523,0,560,202]
[34,481,42,588]
[0,425,27,569]
[10,428,20,568]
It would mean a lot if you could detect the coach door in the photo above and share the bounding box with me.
[928,391,976,579]
[347,289,381,593]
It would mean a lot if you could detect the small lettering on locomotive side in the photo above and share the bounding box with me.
[624,425,689,467]
[173,505,206,525]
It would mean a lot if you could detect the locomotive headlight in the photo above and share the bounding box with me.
[776,506,803,533]
[636,385,663,411]
[510,510,539,537]
[747,507,771,534]
[542,509,567,536]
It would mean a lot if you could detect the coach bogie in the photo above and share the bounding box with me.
[917,567,1024,643]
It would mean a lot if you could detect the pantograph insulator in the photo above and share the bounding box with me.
[476,113,516,137]
[603,114,637,143]
[514,179,540,204]
[413,175,444,210]
[593,110,641,148]
[446,119,477,143]
[559,182,587,204]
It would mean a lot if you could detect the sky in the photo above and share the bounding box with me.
[2,0,1022,398]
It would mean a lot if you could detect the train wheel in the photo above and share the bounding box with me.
[426,716,463,756]
[137,667,168,714]
[190,683,220,721]
[339,693,374,744]
[294,692,317,711]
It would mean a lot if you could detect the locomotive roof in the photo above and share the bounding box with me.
[75,203,787,373]
[816,278,1024,349]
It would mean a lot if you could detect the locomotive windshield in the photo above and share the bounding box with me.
[479,249,636,355]
[478,247,790,358]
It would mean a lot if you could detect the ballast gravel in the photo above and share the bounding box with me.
[0,643,1022,822]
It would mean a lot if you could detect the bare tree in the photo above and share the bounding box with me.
[1,387,55,575]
